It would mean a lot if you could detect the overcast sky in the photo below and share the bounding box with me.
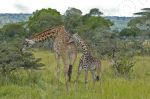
[0,0,150,16]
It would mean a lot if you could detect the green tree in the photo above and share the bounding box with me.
[89,8,103,16]
[28,8,63,35]
[65,7,82,16]
[2,22,25,38]
[74,9,113,57]
[120,27,140,37]
[64,7,112,35]
[82,15,112,30]
[64,7,82,33]
[128,8,150,37]
[78,13,113,40]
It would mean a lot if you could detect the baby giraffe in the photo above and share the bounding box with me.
[69,33,101,84]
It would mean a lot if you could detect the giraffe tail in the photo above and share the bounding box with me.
[68,64,73,82]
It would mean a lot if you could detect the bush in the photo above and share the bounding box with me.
[0,42,44,76]
[111,48,135,77]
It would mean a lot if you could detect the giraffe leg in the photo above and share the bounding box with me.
[68,48,77,82]
[55,54,61,81]
[84,69,88,84]
[68,64,72,82]
[62,56,69,91]
[90,70,96,85]
[84,69,88,89]
[75,65,82,83]
[74,61,82,90]
[96,61,101,81]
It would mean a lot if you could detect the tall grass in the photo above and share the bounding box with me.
[0,49,150,99]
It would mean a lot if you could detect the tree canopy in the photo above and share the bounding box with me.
[2,22,25,38]
[28,8,63,34]
[89,8,103,16]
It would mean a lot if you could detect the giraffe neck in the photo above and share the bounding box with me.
[73,35,90,54]
[79,40,90,54]
[31,25,66,42]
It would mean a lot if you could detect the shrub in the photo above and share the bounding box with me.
[111,49,135,77]
[0,42,44,76]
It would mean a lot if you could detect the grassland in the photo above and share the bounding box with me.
[0,49,150,99]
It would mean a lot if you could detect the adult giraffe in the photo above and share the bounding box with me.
[21,25,77,90]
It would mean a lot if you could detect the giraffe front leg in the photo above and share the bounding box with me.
[75,66,82,83]
[84,69,88,89]
[90,70,96,85]
[62,56,70,91]
[55,54,61,82]
[84,69,88,84]
[64,63,69,91]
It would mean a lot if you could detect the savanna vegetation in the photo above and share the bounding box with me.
[0,7,150,99]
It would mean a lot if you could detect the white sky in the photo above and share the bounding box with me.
[0,0,150,16]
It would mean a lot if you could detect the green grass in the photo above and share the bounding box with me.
[0,49,150,99]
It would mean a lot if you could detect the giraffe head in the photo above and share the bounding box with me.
[21,38,36,52]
